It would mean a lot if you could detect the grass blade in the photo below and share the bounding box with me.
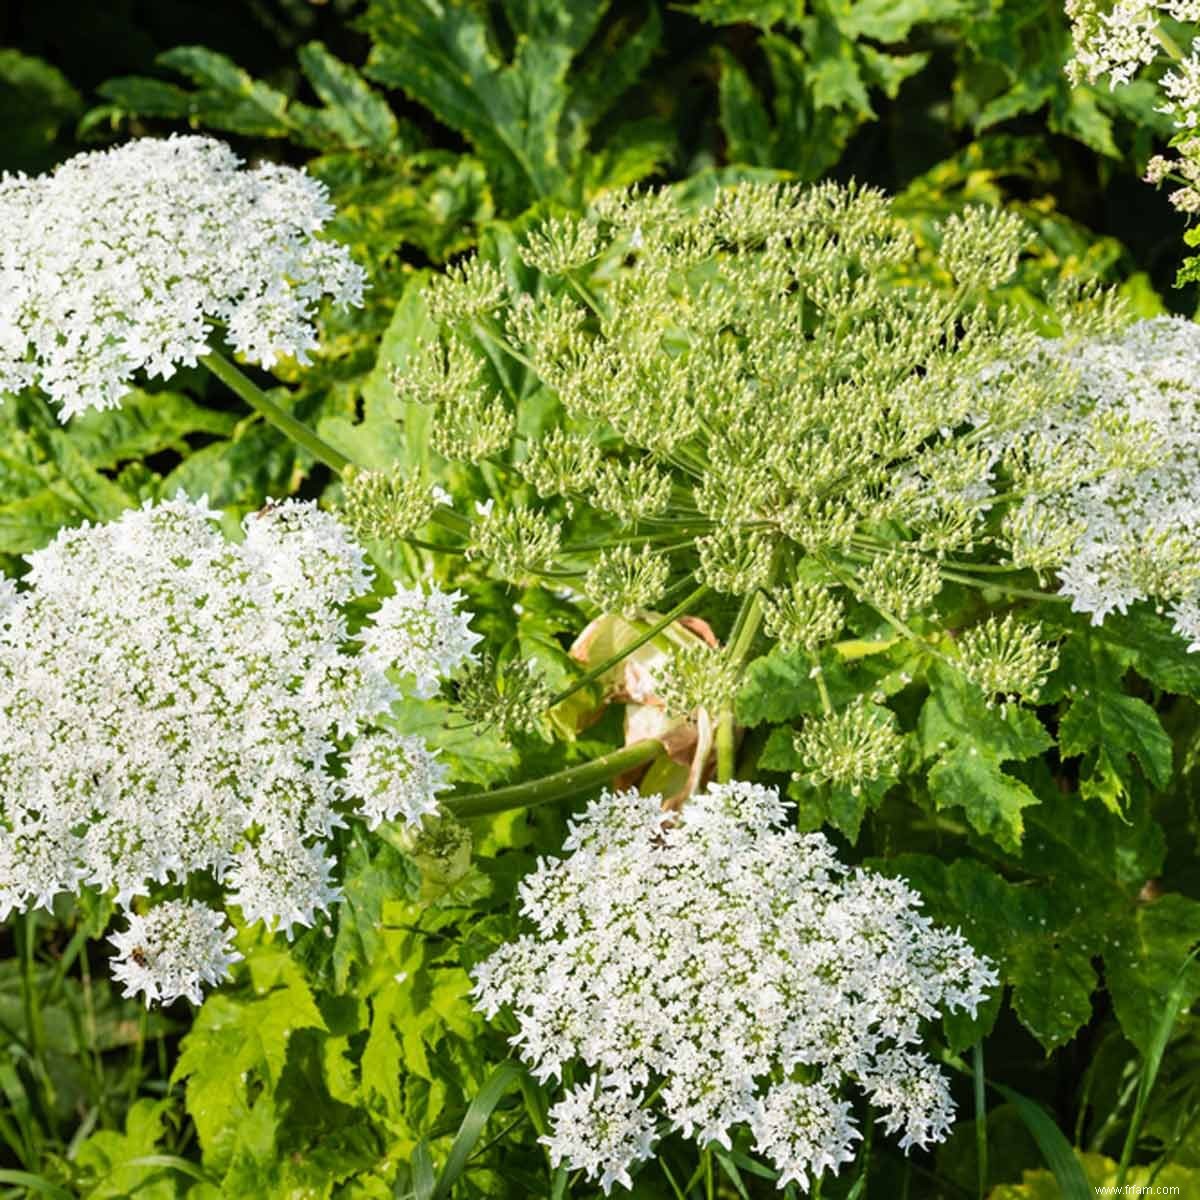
[0,1171,72,1199]
[410,1138,435,1200]
[991,1082,1089,1200]
[713,1148,751,1200]
[431,1061,523,1199]
[1115,945,1200,1186]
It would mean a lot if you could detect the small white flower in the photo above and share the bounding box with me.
[541,1083,657,1195]
[358,585,483,698]
[109,900,242,1007]
[343,730,449,829]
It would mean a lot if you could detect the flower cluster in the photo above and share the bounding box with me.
[981,317,1200,644]
[109,900,243,1008]
[0,135,364,418]
[0,496,479,1005]
[473,781,996,1193]
[1065,1,1200,210]
[395,183,1134,693]
[1064,0,1172,88]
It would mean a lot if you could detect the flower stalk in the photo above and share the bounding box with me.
[445,738,664,819]
[201,350,352,474]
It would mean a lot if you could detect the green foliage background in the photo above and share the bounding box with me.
[2,1,1200,1197]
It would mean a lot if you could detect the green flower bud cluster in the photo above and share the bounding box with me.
[956,615,1059,706]
[465,504,563,584]
[793,698,904,797]
[658,642,743,719]
[454,655,554,740]
[583,545,670,618]
[339,466,440,544]
[393,177,1177,736]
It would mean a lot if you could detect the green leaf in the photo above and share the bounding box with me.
[43,432,134,522]
[363,990,411,1107]
[927,743,1040,853]
[564,4,661,133]
[737,647,860,725]
[362,0,660,209]
[918,662,1052,849]
[97,41,404,157]
[1055,636,1173,809]
[62,391,238,469]
[156,45,290,135]
[91,74,196,122]
[0,489,81,555]
[918,662,1053,764]
[332,839,420,992]
[75,1099,186,1199]
[1105,896,1200,1057]
[810,54,873,116]
[158,421,299,511]
[1081,608,1200,699]
[0,50,82,172]
[173,949,325,1164]
[717,49,774,168]
[296,42,400,151]
[0,1171,73,1199]
[388,696,519,787]
[829,0,963,41]
[363,0,593,207]
[881,783,1193,1055]
[883,855,1093,1051]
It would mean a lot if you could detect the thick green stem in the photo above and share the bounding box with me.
[201,350,352,474]
[715,718,736,784]
[715,573,771,783]
[547,584,710,708]
[445,738,663,819]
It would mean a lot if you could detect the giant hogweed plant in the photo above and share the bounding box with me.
[0,138,1197,1195]
[328,181,1200,1185]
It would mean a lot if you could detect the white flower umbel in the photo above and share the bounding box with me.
[982,317,1200,642]
[344,731,449,830]
[358,586,483,700]
[0,135,364,418]
[542,1083,658,1194]
[0,496,477,999]
[472,781,997,1193]
[110,900,242,1008]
